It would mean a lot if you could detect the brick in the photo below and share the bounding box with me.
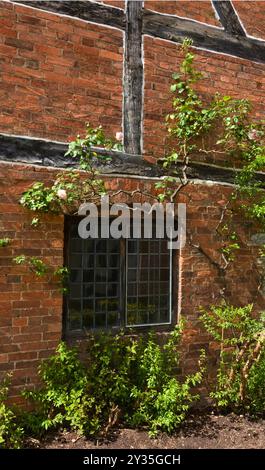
[18,14,45,26]
[12,317,28,327]
[5,37,34,51]
[0,354,8,364]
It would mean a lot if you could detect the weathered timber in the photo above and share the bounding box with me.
[0,133,160,177]
[1,133,265,186]
[175,161,265,186]
[212,1,246,37]
[123,0,143,155]
[143,10,265,64]
[14,1,126,29]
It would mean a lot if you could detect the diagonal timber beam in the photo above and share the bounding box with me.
[212,0,246,37]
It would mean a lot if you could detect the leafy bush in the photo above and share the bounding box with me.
[201,303,265,414]
[22,326,205,437]
[0,375,23,448]
[22,343,98,436]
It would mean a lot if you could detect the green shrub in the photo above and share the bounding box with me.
[22,343,98,436]
[0,375,23,448]
[201,303,265,414]
[22,326,205,437]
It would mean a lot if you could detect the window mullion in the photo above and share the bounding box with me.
[120,238,126,327]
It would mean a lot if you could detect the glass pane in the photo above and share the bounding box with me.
[139,240,149,253]
[95,240,107,252]
[139,269,149,281]
[69,313,82,330]
[95,283,107,297]
[70,254,82,268]
[160,309,170,323]
[83,283,94,298]
[70,269,82,283]
[95,269,107,282]
[70,223,78,238]
[69,284,81,298]
[68,299,82,329]
[70,238,82,253]
[107,311,120,327]
[106,299,119,312]
[137,311,149,324]
[83,270,94,282]
[83,239,94,252]
[83,310,94,329]
[107,283,118,297]
[127,269,137,282]
[94,313,106,328]
[160,269,169,282]
[109,254,119,267]
[127,310,138,325]
[83,254,95,268]
[107,269,119,282]
[83,298,93,311]
[127,283,137,296]
[128,240,138,253]
[95,298,107,312]
[108,240,120,253]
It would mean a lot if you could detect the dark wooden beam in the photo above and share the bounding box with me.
[143,9,265,64]
[14,1,126,29]
[1,133,265,186]
[123,0,143,155]
[175,161,265,186]
[212,1,246,37]
[0,133,160,177]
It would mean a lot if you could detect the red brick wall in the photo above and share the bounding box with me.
[0,1,123,141]
[0,162,64,403]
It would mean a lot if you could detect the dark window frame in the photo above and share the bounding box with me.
[63,216,178,337]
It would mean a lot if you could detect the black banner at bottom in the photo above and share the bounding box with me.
[1,449,265,467]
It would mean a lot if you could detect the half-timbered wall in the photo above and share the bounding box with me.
[0,0,265,402]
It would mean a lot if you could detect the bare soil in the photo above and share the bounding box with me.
[25,413,265,449]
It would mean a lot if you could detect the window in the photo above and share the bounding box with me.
[65,217,175,332]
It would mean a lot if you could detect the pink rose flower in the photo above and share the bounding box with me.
[248,129,259,141]
[57,189,67,200]
[115,131,123,142]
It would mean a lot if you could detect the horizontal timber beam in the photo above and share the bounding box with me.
[0,133,161,177]
[1,133,265,186]
[13,1,265,64]
[14,1,126,29]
